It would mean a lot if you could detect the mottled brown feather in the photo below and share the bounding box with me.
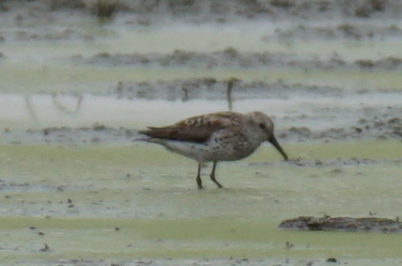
[139,112,243,143]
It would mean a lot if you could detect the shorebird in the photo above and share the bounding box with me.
[139,111,288,189]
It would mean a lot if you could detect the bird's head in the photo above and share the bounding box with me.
[246,111,288,161]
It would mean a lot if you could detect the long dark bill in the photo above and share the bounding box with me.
[268,134,289,161]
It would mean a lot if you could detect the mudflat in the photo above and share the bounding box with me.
[0,0,401,265]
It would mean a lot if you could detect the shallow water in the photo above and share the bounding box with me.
[0,90,401,131]
[0,140,401,264]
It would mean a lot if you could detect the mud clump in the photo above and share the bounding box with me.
[354,0,387,18]
[356,56,402,70]
[356,113,402,139]
[279,216,402,233]
[326,258,338,263]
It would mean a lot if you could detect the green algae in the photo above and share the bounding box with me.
[1,64,402,94]
[0,140,401,262]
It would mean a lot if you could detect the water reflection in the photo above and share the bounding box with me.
[24,94,84,123]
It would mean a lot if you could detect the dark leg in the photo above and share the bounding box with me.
[210,161,223,188]
[196,163,203,189]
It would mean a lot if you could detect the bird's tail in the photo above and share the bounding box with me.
[132,136,149,142]
[132,135,163,144]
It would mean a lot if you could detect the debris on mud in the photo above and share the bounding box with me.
[279,216,402,233]
[109,78,346,100]
[73,49,402,70]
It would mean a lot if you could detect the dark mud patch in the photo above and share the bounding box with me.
[7,115,402,145]
[252,157,399,167]
[250,157,402,169]
[279,107,402,141]
[72,48,402,70]
[12,28,95,42]
[355,56,402,70]
[0,179,56,193]
[2,106,402,145]
[74,48,327,69]
[1,0,400,25]
[272,23,402,41]
[352,115,402,139]
[0,76,400,142]
[31,125,137,145]
[279,216,402,233]
[280,117,402,141]
[110,78,346,100]
[108,78,402,101]
[0,258,359,266]
[0,177,97,193]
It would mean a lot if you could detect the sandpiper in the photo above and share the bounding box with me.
[139,111,288,189]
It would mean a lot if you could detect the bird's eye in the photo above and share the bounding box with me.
[259,123,265,129]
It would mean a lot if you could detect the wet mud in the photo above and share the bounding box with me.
[2,112,401,146]
[2,77,401,144]
[73,49,402,70]
[279,216,402,233]
[1,0,400,25]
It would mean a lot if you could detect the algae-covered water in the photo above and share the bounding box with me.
[0,141,401,265]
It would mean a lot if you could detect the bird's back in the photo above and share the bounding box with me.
[139,112,243,143]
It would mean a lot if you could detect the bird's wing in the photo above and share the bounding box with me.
[139,112,242,143]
